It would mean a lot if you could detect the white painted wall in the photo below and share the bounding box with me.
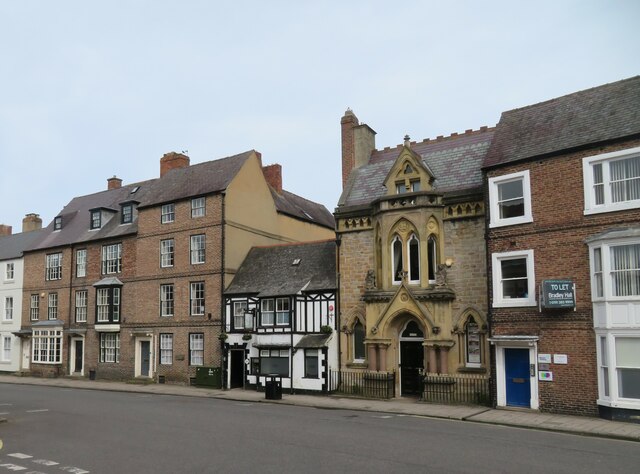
[0,258,25,372]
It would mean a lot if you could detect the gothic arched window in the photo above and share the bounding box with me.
[408,234,420,283]
[392,235,403,284]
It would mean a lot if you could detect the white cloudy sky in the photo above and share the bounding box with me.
[1,1,638,232]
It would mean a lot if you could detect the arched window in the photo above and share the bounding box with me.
[392,235,403,284]
[428,236,437,283]
[353,320,365,361]
[408,234,420,283]
[466,320,481,367]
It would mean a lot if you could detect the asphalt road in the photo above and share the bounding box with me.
[0,384,639,473]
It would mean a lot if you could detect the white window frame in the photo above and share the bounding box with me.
[102,243,122,274]
[491,249,536,308]
[160,239,175,268]
[488,170,533,228]
[30,295,39,321]
[233,301,248,329]
[160,334,173,365]
[160,284,174,317]
[583,146,640,215]
[4,296,13,321]
[32,329,63,364]
[76,249,87,278]
[275,297,290,326]
[161,203,175,224]
[190,234,205,264]
[45,253,62,281]
[5,262,14,281]
[48,293,58,320]
[590,239,640,302]
[261,299,274,326]
[191,197,205,218]
[100,332,120,363]
[190,282,205,316]
[75,290,87,323]
[189,333,204,366]
[2,335,11,362]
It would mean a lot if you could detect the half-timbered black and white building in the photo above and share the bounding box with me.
[223,240,337,393]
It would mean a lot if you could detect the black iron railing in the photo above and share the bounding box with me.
[329,369,395,399]
[422,372,491,406]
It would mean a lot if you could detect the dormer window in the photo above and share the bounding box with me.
[121,204,133,224]
[410,180,420,192]
[54,216,62,231]
[396,183,407,194]
[90,210,102,230]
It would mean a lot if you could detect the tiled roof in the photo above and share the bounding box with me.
[484,76,640,168]
[0,228,48,260]
[225,240,336,296]
[138,151,253,208]
[271,189,335,229]
[338,130,494,208]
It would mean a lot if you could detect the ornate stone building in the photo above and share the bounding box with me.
[336,110,494,395]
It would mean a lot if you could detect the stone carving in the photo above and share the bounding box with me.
[365,270,376,290]
[435,264,448,287]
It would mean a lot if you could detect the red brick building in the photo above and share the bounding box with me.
[484,76,640,420]
[20,151,334,383]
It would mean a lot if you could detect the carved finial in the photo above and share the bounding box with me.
[435,264,448,287]
[404,134,411,147]
[365,270,376,290]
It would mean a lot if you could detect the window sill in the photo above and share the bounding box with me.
[346,362,368,369]
[584,202,640,216]
[492,300,537,308]
[457,366,487,374]
[489,217,533,229]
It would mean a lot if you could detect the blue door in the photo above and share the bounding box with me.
[505,348,531,407]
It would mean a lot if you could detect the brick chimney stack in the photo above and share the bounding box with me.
[0,224,12,236]
[160,152,190,177]
[108,176,122,190]
[22,213,42,233]
[262,164,282,194]
[341,109,376,188]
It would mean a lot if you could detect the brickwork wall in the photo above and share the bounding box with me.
[487,138,640,415]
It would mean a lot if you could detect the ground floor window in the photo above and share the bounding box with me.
[32,329,62,364]
[353,320,365,362]
[466,321,481,367]
[160,334,173,365]
[2,335,11,361]
[100,333,120,363]
[304,349,319,378]
[189,333,204,366]
[615,337,640,399]
[260,348,289,376]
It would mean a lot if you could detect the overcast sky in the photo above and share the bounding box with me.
[1,1,638,232]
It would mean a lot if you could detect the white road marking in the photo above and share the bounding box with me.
[25,410,48,414]
[372,415,393,419]
[0,404,12,406]
[59,467,89,474]
[31,460,58,466]
[236,403,254,406]
[7,455,32,460]
[0,413,9,416]
[0,463,27,471]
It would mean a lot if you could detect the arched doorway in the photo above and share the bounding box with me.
[399,320,424,396]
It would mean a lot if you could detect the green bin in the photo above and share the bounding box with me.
[195,367,222,388]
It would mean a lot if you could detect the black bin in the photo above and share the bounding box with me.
[265,375,282,400]
[89,370,96,381]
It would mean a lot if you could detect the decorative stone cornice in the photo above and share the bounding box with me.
[363,287,455,303]
[443,201,484,220]
[337,216,372,232]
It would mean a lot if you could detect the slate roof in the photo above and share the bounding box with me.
[338,129,494,208]
[270,189,335,229]
[225,240,336,296]
[484,76,640,168]
[29,150,333,252]
[0,229,48,260]
[138,151,253,208]
[30,180,156,251]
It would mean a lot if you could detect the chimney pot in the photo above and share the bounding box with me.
[0,224,12,236]
[404,135,411,147]
[107,176,122,190]
[160,152,190,177]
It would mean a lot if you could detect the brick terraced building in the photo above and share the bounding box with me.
[484,76,640,420]
[20,151,334,383]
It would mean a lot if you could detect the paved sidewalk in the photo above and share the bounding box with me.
[1,375,639,442]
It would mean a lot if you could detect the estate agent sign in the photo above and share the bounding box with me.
[541,280,575,309]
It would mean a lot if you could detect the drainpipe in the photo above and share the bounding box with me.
[220,191,227,388]
[335,235,342,389]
